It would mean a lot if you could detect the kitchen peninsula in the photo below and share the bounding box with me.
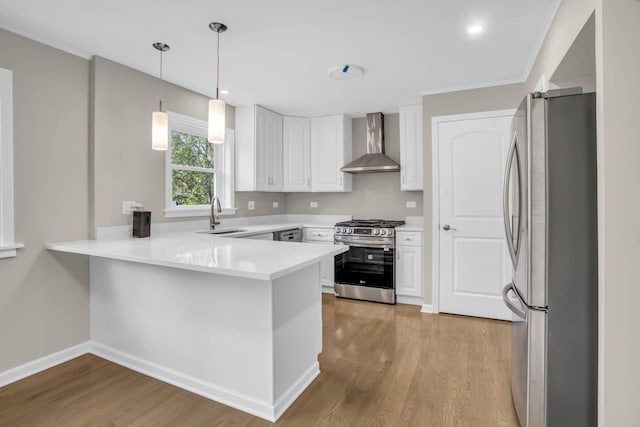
[46,233,348,422]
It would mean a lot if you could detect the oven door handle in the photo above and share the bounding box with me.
[335,241,394,249]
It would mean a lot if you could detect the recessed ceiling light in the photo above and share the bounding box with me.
[467,25,484,35]
[220,89,229,95]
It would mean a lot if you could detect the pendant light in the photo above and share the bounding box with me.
[208,22,227,144]
[151,42,170,150]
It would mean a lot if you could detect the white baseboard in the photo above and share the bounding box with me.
[273,362,320,420]
[321,285,335,295]
[396,295,424,306]
[421,304,435,313]
[0,341,90,388]
[90,342,284,422]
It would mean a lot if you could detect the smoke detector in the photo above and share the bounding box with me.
[329,64,364,80]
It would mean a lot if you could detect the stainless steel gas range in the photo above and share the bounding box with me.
[333,219,405,304]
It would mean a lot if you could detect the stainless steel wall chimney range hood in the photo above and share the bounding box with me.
[341,112,400,173]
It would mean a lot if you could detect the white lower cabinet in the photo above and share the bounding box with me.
[395,231,423,298]
[303,227,335,292]
[319,256,334,290]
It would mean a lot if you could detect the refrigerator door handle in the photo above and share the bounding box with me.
[503,282,527,319]
[503,132,520,267]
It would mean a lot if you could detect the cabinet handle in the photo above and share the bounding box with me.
[340,177,343,186]
[397,252,400,260]
[307,178,310,188]
[402,175,405,184]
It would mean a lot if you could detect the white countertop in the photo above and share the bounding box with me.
[46,231,348,281]
[205,222,333,238]
[396,224,424,232]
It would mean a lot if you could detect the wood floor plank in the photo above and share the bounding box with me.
[0,295,518,426]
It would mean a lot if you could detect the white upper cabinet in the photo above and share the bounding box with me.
[283,116,311,192]
[236,105,283,192]
[399,104,423,191]
[311,115,352,192]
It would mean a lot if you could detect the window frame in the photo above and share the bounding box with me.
[164,111,236,218]
[0,67,23,258]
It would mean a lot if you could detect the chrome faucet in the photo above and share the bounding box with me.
[210,195,222,230]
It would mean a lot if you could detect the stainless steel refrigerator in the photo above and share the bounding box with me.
[502,90,598,427]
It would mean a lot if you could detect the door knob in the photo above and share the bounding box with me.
[442,224,457,231]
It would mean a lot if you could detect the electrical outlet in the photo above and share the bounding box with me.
[248,200,255,210]
[406,201,417,208]
[273,201,279,208]
[310,201,318,208]
[122,201,142,214]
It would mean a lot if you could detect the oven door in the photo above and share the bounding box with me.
[334,244,395,289]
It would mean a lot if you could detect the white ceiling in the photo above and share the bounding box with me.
[0,0,560,116]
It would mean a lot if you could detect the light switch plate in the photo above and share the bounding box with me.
[310,201,318,208]
[273,201,279,208]
[406,201,417,208]
[248,201,255,210]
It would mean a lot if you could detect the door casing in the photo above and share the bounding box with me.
[431,109,517,314]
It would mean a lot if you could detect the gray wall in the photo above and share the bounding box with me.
[421,83,525,305]
[525,0,595,92]
[91,56,284,229]
[285,113,423,219]
[0,29,90,371]
[596,1,640,425]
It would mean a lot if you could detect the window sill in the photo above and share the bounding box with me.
[0,242,25,259]
[164,207,237,218]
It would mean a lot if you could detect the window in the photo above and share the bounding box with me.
[0,67,22,258]
[164,112,235,217]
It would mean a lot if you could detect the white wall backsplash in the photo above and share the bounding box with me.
[94,214,355,240]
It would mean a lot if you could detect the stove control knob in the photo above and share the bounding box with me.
[342,228,347,233]
[373,229,380,235]
[348,228,353,234]
[380,229,387,235]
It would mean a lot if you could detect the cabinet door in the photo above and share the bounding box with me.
[311,115,352,192]
[283,116,311,191]
[254,106,270,191]
[399,104,423,191]
[396,245,423,297]
[320,255,335,288]
[267,110,283,191]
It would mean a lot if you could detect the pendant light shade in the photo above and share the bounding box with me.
[208,22,228,144]
[152,110,169,150]
[208,99,226,144]
[151,42,170,151]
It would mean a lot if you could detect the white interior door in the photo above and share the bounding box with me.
[435,112,513,320]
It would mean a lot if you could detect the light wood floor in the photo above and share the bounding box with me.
[0,295,518,426]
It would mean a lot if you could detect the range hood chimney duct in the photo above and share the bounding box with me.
[341,112,400,174]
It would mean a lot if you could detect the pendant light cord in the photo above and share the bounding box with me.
[216,29,220,100]
[159,48,164,111]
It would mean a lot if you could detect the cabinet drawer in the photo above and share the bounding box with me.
[303,227,334,242]
[396,231,422,246]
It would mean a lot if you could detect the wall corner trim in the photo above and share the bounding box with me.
[0,341,91,388]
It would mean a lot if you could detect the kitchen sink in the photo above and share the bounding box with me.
[197,229,247,235]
